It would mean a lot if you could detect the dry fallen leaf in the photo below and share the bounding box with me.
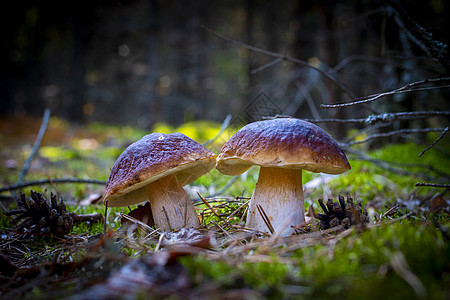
[121,201,154,227]
[429,195,449,212]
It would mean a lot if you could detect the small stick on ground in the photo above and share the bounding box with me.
[211,220,244,246]
[120,213,159,234]
[415,182,450,188]
[70,213,104,223]
[198,192,228,226]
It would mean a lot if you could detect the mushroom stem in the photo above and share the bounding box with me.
[146,174,200,231]
[246,167,304,236]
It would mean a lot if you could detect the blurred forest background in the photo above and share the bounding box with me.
[1,0,449,138]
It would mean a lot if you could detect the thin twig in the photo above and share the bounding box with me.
[415,182,450,188]
[418,127,448,157]
[198,192,228,225]
[342,127,446,146]
[205,176,239,198]
[226,200,250,223]
[304,111,450,124]
[211,220,243,246]
[320,77,450,109]
[251,57,283,74]
[202,25,356,100]
[120,212,160,234]
[70,212,103,223]
[0,178,106,193]
[331,54,406,73]
[154,232,165,252]
[390,251,426,298]
[16,108,51,186]
[304,117,367,123]
[346,147,449,180]
[202,114,232,147]
[387,0,450,72]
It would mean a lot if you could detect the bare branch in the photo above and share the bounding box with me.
[251,57,283,74]
[304,117,366,123]
[0,178,106,193]
[203,114,232,147]
[16,108,51,186]
[320,77,450,109]
[387,0,450,72]
[201,25,356,100]
[344,147,449,180]
[303,111,450,124]
[331,54,407,73]
[418,127,448,157]
[364,111,450,125]
[203,176,239,199]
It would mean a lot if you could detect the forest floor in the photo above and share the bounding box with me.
[0,116,449,299]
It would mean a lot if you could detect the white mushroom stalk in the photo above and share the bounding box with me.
[146,174,200,230]
[216,118,351,237]
[246,167,304,236]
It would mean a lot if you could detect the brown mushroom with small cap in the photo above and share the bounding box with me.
[216,118,350,236]
[103,132,217,231]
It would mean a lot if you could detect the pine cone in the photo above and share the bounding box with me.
[5,191,74,237]
[315,195,369,229]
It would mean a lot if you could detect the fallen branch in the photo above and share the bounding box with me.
[0,178,106,193]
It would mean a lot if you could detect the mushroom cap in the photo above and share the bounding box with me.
[103,132,217,207]
[216,118,350,176]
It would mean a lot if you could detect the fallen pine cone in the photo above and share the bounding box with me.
[5,190,74,237]
[315,195,369,229]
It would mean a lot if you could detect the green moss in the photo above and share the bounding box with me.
[181,223,450,299]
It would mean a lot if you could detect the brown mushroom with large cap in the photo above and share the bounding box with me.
[103,132,217,231]
[216,118,350,236]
